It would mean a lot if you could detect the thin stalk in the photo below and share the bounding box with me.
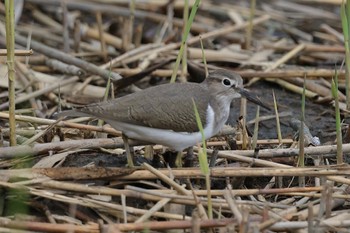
[252,106,260,150]
[332,69,343,164]
[129,0,135,46]
[240,98,248,149]
[25,28,32,67]
[180,0,189,82]
[5,1,28,218]
[272,91,282,145]
[170,0,201,83]
[245,0,256,49]
[5,0,16,146]
[98,62,112,127]
[96,11,107,61]
[298,75,306,187]
[205,173,212,219]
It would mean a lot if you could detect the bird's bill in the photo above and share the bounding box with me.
[237,88,270,110]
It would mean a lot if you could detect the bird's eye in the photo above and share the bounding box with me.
[222,78,231,86]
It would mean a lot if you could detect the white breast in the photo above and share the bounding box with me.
[106,105,216,151]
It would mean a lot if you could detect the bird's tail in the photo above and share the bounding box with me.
[54,109,93,118]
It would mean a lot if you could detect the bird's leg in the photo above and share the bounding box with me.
[122,133,134,167]
[162,150,177,167]
[183,147,194,167]
[175,151,183,167]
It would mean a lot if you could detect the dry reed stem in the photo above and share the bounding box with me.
[267,43,306,71]
[0,112,121,136]
[142,163,209,220]
[14,34,122,81]
[239,69,344,78]
[263,43,345,52]
[135,197,172,223]
[37,180,324,207]
[224,189,243,223]
[110,67,344,79]
[117,15,270,65]
[214,143,350,158]
[0,166,347,180]
[0,217,238,232]
[0,49,33,56]
[0,76,79,110]
[1,134,350,159]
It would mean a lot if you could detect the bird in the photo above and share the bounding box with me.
[56,69,269,167]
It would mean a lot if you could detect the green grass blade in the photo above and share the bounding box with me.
[181,0,189,80]
[346,0,350,36]
[192,99,208,175]
[341,0,350,109]
[199,36,208,77]
[192,98,212,219]
[342,2,349,40]
[170,0,201,83]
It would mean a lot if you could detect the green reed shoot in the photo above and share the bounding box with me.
[199,36,208,77]
[331,69,343,164]
[192,99,212,219]
[341,0,350,109]
[5,0,16,146]
[171,0,201,83]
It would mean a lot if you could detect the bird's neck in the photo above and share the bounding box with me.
[209,95,232,135]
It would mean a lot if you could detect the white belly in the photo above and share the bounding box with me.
[106,105,216,151]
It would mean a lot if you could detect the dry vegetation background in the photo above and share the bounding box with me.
[0,0,350,232]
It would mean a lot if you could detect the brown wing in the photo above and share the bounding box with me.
[78,83,210,132]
